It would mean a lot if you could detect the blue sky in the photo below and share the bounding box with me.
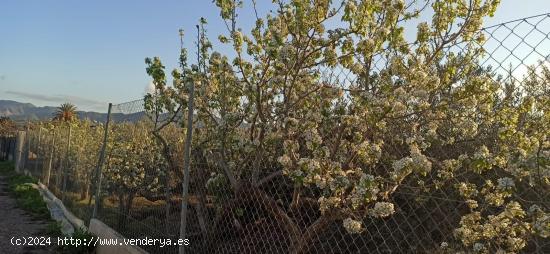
[0,0,549,112]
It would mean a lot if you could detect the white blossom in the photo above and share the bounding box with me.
[497,177,515,191]
[473,242,485,252]
[370,202,395,218]
[343,218,363,234]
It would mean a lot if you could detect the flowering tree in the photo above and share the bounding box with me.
[0,117,17,136]
[68,120,103,201]
[103,121,166,229]
[145,0,549,253]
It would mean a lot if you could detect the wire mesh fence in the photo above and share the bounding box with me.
[0,136,16,161]
[22,121,103,224]
[8,13,550,254]
[97,100,184,254]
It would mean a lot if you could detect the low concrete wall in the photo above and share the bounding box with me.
[17,138,148,254]
[32,183,148,254]
[30,183,83,235]
[37,183,86,230]
[89,219,149,254]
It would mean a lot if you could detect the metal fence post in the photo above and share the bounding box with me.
[23,123,30,172]
[44,129,56,186]
[179,79,196,254]
[92,103,112,219]
[34,127,42,177]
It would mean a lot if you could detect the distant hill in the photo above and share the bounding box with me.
[0,100,145,123]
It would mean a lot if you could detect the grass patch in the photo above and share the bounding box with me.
[0,161,97,253]
[0,161,16,175]
[59,227,97,254]
[0,161,49,219]
[44,221,63,237]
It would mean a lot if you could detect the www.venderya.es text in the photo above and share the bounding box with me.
[11,236,190,248]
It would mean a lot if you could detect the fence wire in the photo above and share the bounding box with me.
[8,13,550,254]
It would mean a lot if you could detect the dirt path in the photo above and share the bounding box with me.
[0,176,53,254]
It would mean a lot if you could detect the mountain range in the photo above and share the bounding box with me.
[0,100,145,123]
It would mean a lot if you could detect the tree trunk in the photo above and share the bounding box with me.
[117,193,125,230]
[235,182,343,254]
[81,181,89,201]
[236,182,302,248]
[290,212,344,254]
[164,173,171,235]
[117,192,135,231]
[193,149,209,244]
[151,131,177,235]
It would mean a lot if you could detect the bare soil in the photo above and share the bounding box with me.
[0,176,54,254]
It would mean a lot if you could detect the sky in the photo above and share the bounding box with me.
[1,0,549,112]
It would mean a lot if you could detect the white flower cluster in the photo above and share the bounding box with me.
[357,38,375,54]
[343,218,363,234]
[529,205,550,238]
[427,122,438,137]
[481,180,512,207]
[303,128,322,150]
[393,87,407,100]
[473,242,485,253]
[457,182,478,198]
[409,144,432,175]
[279,44,293,61]
[465,199,479,209]
[350,173,380,209]
[534,213,550,238]
[278,154,292,167]
[369,202,395,218]
[437,159,460,181]
[455,202,530,253]
[318,196,341,214]
[497,177,515,191]
[392,157,411,171]
[356,140,382,165]
[391,143,432,181]
[296,157,324,185]
[457,118,479,138]
[392,101,407,115]
[473,145,490,160]
[391,157,413,182]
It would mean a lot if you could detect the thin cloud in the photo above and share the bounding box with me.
[145,81,155,95]
[5,90,106,111]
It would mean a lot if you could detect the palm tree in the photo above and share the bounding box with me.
[54,103,78,122]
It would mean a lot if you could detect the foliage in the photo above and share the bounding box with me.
[143,0,549,253]
[103,120,166,228]
[21,1,550,253]
[54,103,78,122]
[58,228,97,254]
[45,221,63,237]
[0,116,17,136]
[0,162,49,219]
[104,121,165,198]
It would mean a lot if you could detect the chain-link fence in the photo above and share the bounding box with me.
[11,13,550,254]
[0,136,16,161]
[22,121,103,224]
[96,100,183,254]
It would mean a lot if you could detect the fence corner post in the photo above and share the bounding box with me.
[14,131,26,173]
[92,103,113,220]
